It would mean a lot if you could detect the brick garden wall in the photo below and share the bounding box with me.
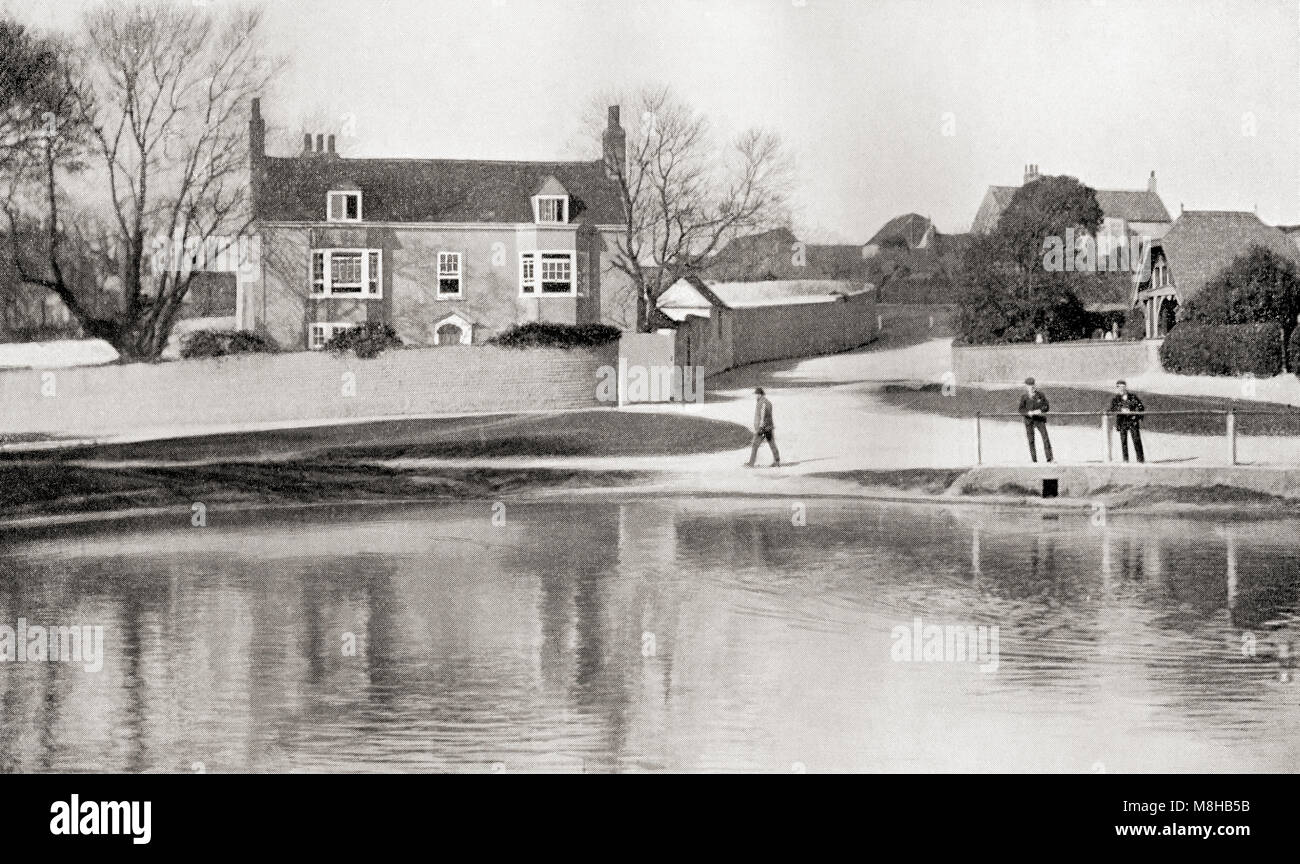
[0,344,617,438]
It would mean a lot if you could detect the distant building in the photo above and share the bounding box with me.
[862,213,935,258]
[1131,210,1300,338]
[704,227,870,282]
[972,165,1172,248]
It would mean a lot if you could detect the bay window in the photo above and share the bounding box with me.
[519,250,576,295]
[310,249,382,298]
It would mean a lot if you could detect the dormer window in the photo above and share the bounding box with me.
[534,195,568,224]
[327,191,362,222]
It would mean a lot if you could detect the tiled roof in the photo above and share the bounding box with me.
[973,183,1170,232]
[1156,210,1300,303]
[1093,189,1171,224]
[257,155,625,225]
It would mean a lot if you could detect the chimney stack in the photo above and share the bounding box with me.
[327,134,336,155]
[249,98,265,158]
[249,98,266,219]
[303,133,313,153]
[602,105,626,180]
[315,134,324,154]
[1024,163,1040,184]
[1148,170,1157,194]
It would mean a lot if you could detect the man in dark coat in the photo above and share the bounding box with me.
[1108,379,1145,463]
[745,387,780,467]
[1018,377,1053,463]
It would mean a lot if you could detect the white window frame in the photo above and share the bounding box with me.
[311,249,383,298]
[519,250,576,296]
[437,251,462,297]
[309,321,355,350]
[327,190,362,222]
[533,195,568,224]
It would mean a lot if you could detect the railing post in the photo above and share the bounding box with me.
[1227,408,1237,466]
[1101,412,1111,463]
[975,412,982,466]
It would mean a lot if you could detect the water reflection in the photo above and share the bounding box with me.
[1,500,1299,772]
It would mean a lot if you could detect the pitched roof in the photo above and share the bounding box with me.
[1093,189,1171,224]
[257,155,624,225]
[972,181,1170,233]
[866,213,932,247]
[1155,210,1300,303]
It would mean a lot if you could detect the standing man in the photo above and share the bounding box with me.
[1108,379,1145,463]
[745,387,781,468]
[1018,377,1053,463]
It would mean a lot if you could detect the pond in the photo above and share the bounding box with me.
[1,498,1297,772]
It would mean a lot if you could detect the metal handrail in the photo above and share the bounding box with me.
[969,406,1299,466]
[976,409,1300,418]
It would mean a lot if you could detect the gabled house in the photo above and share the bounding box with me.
[1131,210,1300,338]
[239,100,635,349]
[972,165,1172,245]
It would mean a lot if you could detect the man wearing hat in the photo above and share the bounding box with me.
[1018,377,1053,463]
[745,387,780,467]
[1108,379,1145,463]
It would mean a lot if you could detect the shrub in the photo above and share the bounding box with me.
[489,322,621,349]
[180,329,279,359]
[1158,322,1283,377]
[1121,304,1145,340]
[324,322,403,359]
[1289,326,1300,375]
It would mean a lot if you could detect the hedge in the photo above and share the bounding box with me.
[1158,322,1284,377]
[489,322,621,349]
[180,329,279,359]
[324,322,403,359]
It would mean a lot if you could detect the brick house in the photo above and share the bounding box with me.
[238,100,635,350]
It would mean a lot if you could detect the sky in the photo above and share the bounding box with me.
[11,0,1300,241]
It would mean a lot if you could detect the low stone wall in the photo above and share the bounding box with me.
[952,464,1300,500]
[0,343,617,438]
[953,339,1161,384]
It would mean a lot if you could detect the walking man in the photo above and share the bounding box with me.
[1018,377,1053,463]
[745,387,781,467]
[1108,379,1145,463]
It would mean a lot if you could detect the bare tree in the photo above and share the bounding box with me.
[72,2,283,359]
[0,18,99,340]
[594,86,792,331]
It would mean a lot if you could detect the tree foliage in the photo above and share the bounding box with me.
[1182,245,1300,338]
[954,175,1105,344]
